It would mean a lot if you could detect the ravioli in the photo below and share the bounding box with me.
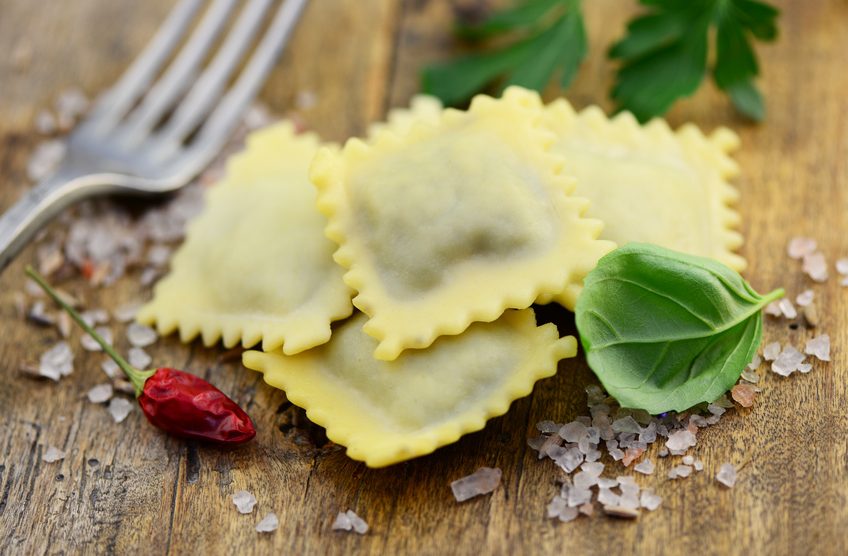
[367,95,444,137]
[544,99,746,276]
[137,123,353,354]
[243,309,577,467]
[311,86,613,360]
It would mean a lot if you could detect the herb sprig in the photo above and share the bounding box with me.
[423,0,779,121]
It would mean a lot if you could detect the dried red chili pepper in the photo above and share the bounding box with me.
[26,266,255,445]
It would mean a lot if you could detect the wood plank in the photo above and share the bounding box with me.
[0,0,846,554]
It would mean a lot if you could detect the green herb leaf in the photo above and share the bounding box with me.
[421,0,587,106]
[609,0,779,121]
[575,243,783,414]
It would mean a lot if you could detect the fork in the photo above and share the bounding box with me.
[0,0,307,273]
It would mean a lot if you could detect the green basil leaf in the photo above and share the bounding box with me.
[575,243,783,414]
[456,0,563,40]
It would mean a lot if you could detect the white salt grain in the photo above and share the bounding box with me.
[536,420,559,434]
[763,342,782,361]
[101,359,120,379]
[39,341,74,381]
[108,398,133,423]
[81,326,113,352]
[837,258,848,275]
[771,346,806,376]
[35,110,56,134]
[740,369,760,384]
[805,334,831,362]
[640,490,662,511]
[559,421,588,442]
[450,467,502,502]
[611,416,642,434]
[332,511,352,530]
[694,460,704,471]
[796,290,814,306]
[778,298,797,319]
[665,430,697,452]
[797,362,813,373]
[802,252,828,282]
[716,463,737,487]
[747,354,762,370]
[634,459,655,475]
[707,403,726,417]
[333,510,369,534]
[682,455,694,465]
[787,237,817,259]
[668,465,692,479]
[127,323,158,347]
[232,490,257,514]
[113,302,141,323]
[764,301,782,317]
[581,461,604,476]
[87,383,114,404]
[572,471,598,490]
[597,488,620,507]
[567,487,593,508]
[256,512,279,533]
[129,347,152,369]
[43,446,66,463]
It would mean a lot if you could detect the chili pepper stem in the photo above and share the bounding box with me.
[25,266,155,396]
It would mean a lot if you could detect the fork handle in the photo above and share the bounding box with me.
[0,170,107,273]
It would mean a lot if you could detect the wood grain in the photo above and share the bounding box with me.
[1,0,847,554]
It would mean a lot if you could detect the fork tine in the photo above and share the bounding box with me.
[85,0,204,130]
[117,0,239,144]
[159,0,308,180]
[154,0,275,147]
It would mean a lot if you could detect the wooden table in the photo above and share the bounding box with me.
[1,1,846,554]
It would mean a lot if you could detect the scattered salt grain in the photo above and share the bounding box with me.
[837,258,848,275]
[716,463,737,487]
[232,490,257,514]
[771,346,807,376]
[797,362,813,373]
[567,487,593,507]
[805,334,830,362]
[35,110,56,134]
[778,298,797,319]
[611,416,642,434]
[256,512,279,533]
[559,421,588,442]
[55,88,89,128]
[81,326,113,352]
[43,446,66,463]
[82,309,110,325]
[113,302,141,323]
[603,505,639,519]
[634,459,655,475]
[27,140,66,181]
[787,237,817,259]
[665,430,696,453]
[536,420,559,434]
[87,383,114,404]
[101,359,120,379]
[763,342,781,361]
[572,471,599,490]
[731,383,757,408]
[108,398,133,423]
[707,403,726,417]
[129,347,152,369]
[578,503,594,516]
[740,369,760,384]
[127,323,158,347]
[796,290,814,306]
[39,341,74,381]
[747,354,762,370]
[764,301,782,317]
[451,467,501,502]
[581,461,604,476]
[28,300,55,326]
[547,496,579,522]
[802,252,828,282]
[682,455,694,465]
[147,244,172,267]
[331,510,368,534]
[597,488,620,507]
[640,490,662,511]
[668,465,692,479]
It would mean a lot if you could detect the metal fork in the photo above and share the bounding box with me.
[0,0,308,272]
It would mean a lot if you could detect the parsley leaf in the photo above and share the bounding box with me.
[422,0,587,106]
[610,0,779,122]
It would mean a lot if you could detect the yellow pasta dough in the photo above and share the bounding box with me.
[311,86,613,360]
[137,122,353,354]
[243,309,576,467]
[544,99,746,275]
[367,94,444,137]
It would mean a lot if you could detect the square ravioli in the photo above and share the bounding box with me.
[137,122,353,354]
[243,309,577,467]
[544,99,746,277]
[311,86,613,360]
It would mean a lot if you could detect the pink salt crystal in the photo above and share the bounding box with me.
[634,459,655,475]
[622,447,644,467]
[763,342,782,361]
[578,503,594,516]
[554,448,584,473]
[802,252,828,282]
[451,467,502,502]
[837,258,848,275]
[796,290,814,307]
[764,301,782,317]
[716,463,737,487]
[788,237,817,259]
[731,383,757,408]
[778,299,797,319]
[804,334,831,362]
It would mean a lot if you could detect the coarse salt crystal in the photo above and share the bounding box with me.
[747,354,762,370]
[640,490,662,511]
[836,258,848,275]
[554,448,583,473]
[232,490,257,514]
[581,461,605,476]
[804,334,830,362]
[450,467,501,502]
[536,420,559,434]
[665,430,696,452]
[707,403,726,417]
[763,342,781,361]
[87,383,114,403]
[108,397,133,423]
[43,446,66,463]
[27,140,66,181]
[129,347,152,369]
[113,302,141,323]
[572,471,599,490]
[731,383,757,407]
[694,460,704,471]
[81,326,113,352]
[802,252,828,282]
[611,416,642,434]
[740,369,760,383]
[716,463,737,487]
[797,362,813,373]
[39,341,74,381]
[796,290,814,306]
[778,299,797,319]
[668,465,692,479]
[127,323,158,347]
[256,512,279,533]
[35,110,56,134]
[787,237,816,259]
[578,503,594,516]
[682,455,694,465]
[559,421,588,442]
[771,346,806,376]
[634,459,655,475]
[597,488,620,507]
[764,301,782,317]
[101,359,120,379]
[567,487,593,508]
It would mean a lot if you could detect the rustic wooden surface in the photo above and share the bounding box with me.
[1,1,847,554]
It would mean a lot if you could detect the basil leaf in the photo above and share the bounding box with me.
[575,243,783,414]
